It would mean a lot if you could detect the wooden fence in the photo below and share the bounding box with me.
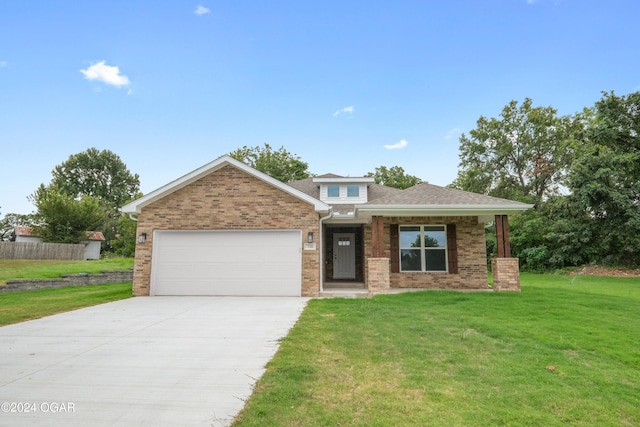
[0,242,85,260]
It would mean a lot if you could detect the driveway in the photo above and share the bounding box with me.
[0,296,308,426]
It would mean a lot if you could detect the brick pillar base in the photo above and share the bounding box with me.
[492,258,521,292]
[367,257,390,295]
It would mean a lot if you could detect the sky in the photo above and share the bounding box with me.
[1,0,639,216]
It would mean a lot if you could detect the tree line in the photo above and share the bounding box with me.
[452,91,640,269]
[1,90,638,269]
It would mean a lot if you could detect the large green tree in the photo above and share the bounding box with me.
[29,185,103,244]
[35,148,141,252]
[452,98,577,206]
[366,165,422,189]
[51,147,140,207]
[567,91,640,266]
[229,143,311,182]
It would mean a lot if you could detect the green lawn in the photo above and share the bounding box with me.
[0,258,134,284]
[233,273,640,426]
[0,282,132,326]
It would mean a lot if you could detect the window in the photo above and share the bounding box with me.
[347,185,360,197]
[399,225,447,272]
[328,185,340,197]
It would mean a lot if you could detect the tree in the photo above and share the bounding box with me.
[29,185,103,244]
[567,91,640,266]
[365,166,422,189]
[0,209,35,241]
[229,144,311,182]
[51,147,140,208]
[451,98,577,206]
[44,148,141,251]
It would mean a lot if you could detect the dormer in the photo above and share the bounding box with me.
[313,176,375,204]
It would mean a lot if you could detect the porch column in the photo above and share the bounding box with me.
[493,214,520,292]
[371,216,385,257]
[495,214,511,258]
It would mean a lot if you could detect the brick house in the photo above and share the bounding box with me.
[121,155,532,297]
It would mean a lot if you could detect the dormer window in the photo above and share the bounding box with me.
[347,185,360,197]
[313,176,374,204]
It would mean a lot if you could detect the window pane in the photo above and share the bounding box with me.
[400,226,421,248]
[347,185,359,197]
[401,249,421,271]
[328,185,339,197]
[424,228,446,248]
[425,249,447,271]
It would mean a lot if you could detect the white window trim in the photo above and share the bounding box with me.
[399,224,448,273]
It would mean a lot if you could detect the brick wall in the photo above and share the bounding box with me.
[491,258,521,291]
[367,257,390,294]
[364,216,489,290]
[132,165,320,297]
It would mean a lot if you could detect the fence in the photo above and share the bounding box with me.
[0,242,85,260]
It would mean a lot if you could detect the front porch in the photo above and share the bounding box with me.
[320,215,521,296]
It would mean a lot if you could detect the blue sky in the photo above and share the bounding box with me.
[1,1,639,215]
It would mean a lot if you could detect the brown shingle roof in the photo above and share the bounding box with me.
[366,182,529,207]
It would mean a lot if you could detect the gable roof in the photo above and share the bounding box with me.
[121,155,331,214]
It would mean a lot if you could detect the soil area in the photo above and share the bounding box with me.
[570,266,640,277]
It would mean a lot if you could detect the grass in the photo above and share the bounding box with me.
[0,282,132,326]
[0,258,134,284]
[232,273,640,426]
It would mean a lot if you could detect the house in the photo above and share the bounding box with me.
[12,227,105,260]
[121,155,532,297]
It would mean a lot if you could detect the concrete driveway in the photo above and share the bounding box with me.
[0,296,308,426]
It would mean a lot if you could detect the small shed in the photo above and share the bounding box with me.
[13,226,41,243]
[82,231,105,260]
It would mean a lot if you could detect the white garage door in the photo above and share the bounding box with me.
[150,230,302,296]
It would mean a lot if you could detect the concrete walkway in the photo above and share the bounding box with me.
[0,297,308,426]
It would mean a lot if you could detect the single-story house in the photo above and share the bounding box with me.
[12,227,105,260]
[121,155,532,297]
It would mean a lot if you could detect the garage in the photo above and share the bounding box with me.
[150,230,302,296]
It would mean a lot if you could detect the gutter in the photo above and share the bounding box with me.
[318,208,333,294]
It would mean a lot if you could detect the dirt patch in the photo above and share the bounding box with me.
[570,266,640,277]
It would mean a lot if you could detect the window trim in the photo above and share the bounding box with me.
[399,224,448,272]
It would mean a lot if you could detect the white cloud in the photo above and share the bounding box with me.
[80,61,130,87]
[333,105,354,117]
[527,0,537,4]
[195,5,210,15]
[0,61,8,67]
[384,139,408,150]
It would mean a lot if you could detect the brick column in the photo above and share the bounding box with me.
[367,257,390,295]
[492,258,521,292]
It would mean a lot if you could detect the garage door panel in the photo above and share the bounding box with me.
[151,230,302,296]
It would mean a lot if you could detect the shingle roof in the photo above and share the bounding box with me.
[287,176,532,218]
[366,182,529,207]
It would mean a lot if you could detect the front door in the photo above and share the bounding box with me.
[333,233,356,279]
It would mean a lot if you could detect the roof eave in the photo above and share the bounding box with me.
[355,204,534,217]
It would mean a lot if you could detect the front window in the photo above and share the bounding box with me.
[400,225,447,272]
[347,185,360,197]
[328,185,340,197]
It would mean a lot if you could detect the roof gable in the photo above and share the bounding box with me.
[121,155,330,214]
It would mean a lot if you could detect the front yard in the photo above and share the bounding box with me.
[233,273,640,426]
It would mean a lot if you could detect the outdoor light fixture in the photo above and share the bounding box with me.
[138,232,147,244]
[308,232,314,243]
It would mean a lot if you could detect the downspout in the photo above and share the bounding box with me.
[128,214,138,222]
[318,208,333,293]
